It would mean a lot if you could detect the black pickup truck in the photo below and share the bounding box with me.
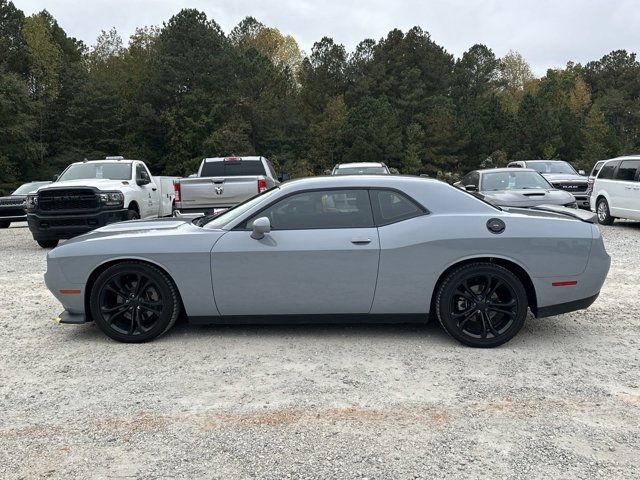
[0,182,51,228]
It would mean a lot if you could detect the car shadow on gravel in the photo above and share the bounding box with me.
[59,312,577,348]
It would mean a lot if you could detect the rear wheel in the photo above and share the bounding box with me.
[436,263,528,348]
[0,221,10,228]
[126,209,140,221]
[37,239,59,248]
[596,198,614,225]
[90,262,180,343]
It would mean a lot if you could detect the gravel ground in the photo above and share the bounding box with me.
[1,222,639,479]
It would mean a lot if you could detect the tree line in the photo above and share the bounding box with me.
[1,1,639,193]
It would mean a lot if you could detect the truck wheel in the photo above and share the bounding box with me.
[0,221,9,228]
[37,239,59,248]
[126,209,140,220]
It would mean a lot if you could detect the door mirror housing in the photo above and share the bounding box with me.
[52,174,59,181]
[137,173,151,186]
[578,169,586,176]
[250,217,271,240]
[465,184,478,192]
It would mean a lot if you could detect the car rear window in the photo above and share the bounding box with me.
[598,162,618,180]
[201,159,266,177]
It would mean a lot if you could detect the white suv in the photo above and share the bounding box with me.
[590,156,640,225]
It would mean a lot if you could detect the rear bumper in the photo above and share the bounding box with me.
[27,209,128,240]
[536,292,599,318]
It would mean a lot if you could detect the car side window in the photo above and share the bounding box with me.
[598,162,618,180]
[615,160,640,182]
[370,189,425,226]
[246,189,374,230]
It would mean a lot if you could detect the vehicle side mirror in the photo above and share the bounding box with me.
[324,169,332,176]
[188,173,198,178]
[465,185,478,192]
[53,174,59,181]
[250,217,271,240]
[578,170,586,176]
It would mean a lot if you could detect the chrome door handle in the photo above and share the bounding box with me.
[351,238,372,245]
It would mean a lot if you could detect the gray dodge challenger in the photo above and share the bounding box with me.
[45,175,610,347]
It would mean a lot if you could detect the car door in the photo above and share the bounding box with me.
[615,160,640,218]
[135,163,158,218]
[211,188,380,315]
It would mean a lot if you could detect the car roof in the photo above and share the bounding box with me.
[280,174,438,192]
[475,168,538,174]
[601,155,640,163]
[203,156,263,162]
[519,160,568,163]
[335,162,385,168]
[70,159,138,165]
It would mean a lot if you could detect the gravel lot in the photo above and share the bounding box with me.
[1,222,639,479]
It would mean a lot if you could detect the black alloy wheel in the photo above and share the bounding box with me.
[436,263,528,348]
[90,262,180,342]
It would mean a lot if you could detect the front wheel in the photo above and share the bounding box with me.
[596,198,614,225]
[436,263,528,348]
[37,239,59,248]
[126,209,140,221]
[90,262,180,343]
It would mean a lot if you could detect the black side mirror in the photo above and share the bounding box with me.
[137,174,151,186]
[465,185,478,192]
[53,174,59,181]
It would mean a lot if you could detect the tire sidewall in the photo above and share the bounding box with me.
[437,264,528,348]
[127,210,140,221]
[596,198,613,225]
[90,263,178,343]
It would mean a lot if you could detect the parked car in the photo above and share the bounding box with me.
[586,160,606,198]
[27,157,178,248]
[173,156,279,216]
[454,168,577,208]
[331,162,391,175]
[0,181,51,228]
[507,160,589,208]
[590,155,640,225]
[46,175,609,348]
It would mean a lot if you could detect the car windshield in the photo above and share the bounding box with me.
[526,161,576,175]
[12,182,47,195]
[200,187,280,229]
[57,162,132,181]
[481,171,552,191]
[334,166,388,175]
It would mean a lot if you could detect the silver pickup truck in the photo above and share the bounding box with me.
[173,156,279,215]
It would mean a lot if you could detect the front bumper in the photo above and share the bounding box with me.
[572,194,590,209]
[27,208,128,240]
[55,310,87,324]
[0,206,27,222]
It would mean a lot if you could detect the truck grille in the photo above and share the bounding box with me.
[38,189,99,212]
[551,182,588,193]
[0,198,24,206]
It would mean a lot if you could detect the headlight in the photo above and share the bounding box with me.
[26,194,38,209]
[99,192,124,206]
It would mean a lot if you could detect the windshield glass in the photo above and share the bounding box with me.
[201,187,280,229]
[526,161,576,175]
[481,171,552,191]
[334,166,388,175]
[12,182,48,195]
[57,162,132,181]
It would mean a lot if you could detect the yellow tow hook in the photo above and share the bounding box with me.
[55,316,62,325]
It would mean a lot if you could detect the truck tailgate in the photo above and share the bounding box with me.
[178,176,261,209]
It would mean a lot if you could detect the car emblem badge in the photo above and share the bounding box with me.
[215,186,224,195]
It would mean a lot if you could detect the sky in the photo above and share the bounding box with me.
[14,0,640,76]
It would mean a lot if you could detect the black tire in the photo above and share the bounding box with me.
[126,209,140,220]
[0,221,10,228]
[90,262,180,343]
[596,197,614,225]
[436,263,528,348]
[37,239,59,248]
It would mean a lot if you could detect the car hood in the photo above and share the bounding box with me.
[480,189,575,207]
[539,173,586,182]
[42,179,132,191]
[60,217,202,246]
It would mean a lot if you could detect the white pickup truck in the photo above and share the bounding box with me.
[173,156,280,216]
[26,157,178,248]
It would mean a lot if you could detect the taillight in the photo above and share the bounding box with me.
[257,178,267,193]
[174,181,181,202]
[586,179,594,195]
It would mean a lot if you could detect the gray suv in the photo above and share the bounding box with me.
[507,160,589,208]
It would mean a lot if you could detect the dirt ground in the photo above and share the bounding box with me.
[0,222,639,479]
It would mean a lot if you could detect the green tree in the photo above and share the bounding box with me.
[403,122,424,174]
[307,95,347,172]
